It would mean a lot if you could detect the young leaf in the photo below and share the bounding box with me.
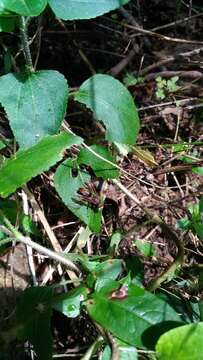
[193,166,203,176]
[52,287,88,318]
[0,132,82,197]
[134,239,156,257]
[75,74,140,145]
[86,284,181,347]
[3,0,47,16]
[93,259,122,292]
[78,145,119,179]
[16,286,53,360]
[54,158,102,233]
[156,322,203,360]
[48,0,130,20]
[0,70,68,148]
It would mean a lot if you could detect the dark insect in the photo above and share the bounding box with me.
[74,179,105,210]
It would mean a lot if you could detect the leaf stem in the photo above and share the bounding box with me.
[19,16,34,72]
[0,210,82,275]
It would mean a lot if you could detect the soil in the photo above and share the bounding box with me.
[0,1,203,359]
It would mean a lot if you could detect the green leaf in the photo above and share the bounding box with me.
[78,145,119,179]
[75,74,140,145]
[156,322,203,360]
[0,0,13,15]
[134,239,156,257]
[0,132,82,197]
[199,196,203,213]
[21,214,40,236]
[16,286,53,360]
[193,166,203,176]
[0,140,6,150]
[0,70,68,148]
[176,217,191,230]
[102,342,138,360]
[108,231,122,254]
[48,0,130,20]
[86,283,181,347]
[54,158,102,233]
[0,199,19,249]
[3,0,47,16]
[94,259,123,292]
[52,286,87,318]
[193,222,203,240]
[0,16,16,31]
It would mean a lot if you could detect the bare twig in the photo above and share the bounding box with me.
[126,23,203,45]
[112,179,184,291]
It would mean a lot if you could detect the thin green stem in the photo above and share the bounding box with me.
[19,16,34,71]
[80,336,103,360]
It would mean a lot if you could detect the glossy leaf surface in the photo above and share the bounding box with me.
[87,284,181,347]
[156,322,203,360]
[3,0,47,16]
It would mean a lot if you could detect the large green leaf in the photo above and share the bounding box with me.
[78,145,119,179]
[16,286,53,360]
[54,158,102,233]
[86,284,181,347]
[48,0,130,20]
[0,132,82,197]
[0,0,11,14]
[156,322,203,360]
[3,0,47,16]
[0,70,68,148]
[74,74,140,145]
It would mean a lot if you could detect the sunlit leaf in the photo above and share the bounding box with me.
[156,322,203,360]
[48,0,129,20]
[75,74,139,145]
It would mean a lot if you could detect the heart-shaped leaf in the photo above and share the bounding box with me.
[48,0,130,20]
[75,75,140,145]
[0,70,68,148]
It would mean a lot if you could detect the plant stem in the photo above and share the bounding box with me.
[19,16,34,71]
[80,336,103,360]
[0,210,82,275]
